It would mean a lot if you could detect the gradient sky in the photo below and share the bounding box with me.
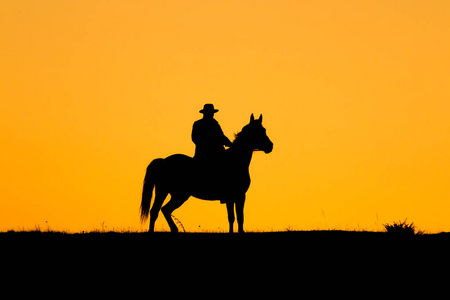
[1,0,449,232]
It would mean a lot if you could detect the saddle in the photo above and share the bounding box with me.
[191,154,230,202]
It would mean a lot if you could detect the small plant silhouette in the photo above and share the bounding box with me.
[171,214,186,233]
[383,219,423,236]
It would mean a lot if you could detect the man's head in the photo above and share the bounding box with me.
[199,104,219,119]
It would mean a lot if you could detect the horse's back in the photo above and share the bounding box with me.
[164,154,193,171]
[165,153,192,162]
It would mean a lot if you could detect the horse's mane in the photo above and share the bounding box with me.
[232,124,249,144]
[232,133,240,143]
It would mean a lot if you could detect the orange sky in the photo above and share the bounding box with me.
[1,1,449,232]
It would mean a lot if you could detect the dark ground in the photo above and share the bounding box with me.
[2,231,449,295]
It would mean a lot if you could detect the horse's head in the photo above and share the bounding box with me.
[236,114,273,153]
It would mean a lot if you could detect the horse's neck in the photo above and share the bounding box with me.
[228,143,253,169]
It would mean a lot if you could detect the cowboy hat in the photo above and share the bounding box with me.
[199,103,219,114]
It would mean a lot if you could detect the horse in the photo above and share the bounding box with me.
[140,114,273,233]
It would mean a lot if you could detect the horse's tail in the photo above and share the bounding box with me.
[140,158,164,223]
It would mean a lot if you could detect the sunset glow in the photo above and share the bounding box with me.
[1,1,449,232]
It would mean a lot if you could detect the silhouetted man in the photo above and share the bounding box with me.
[192,104,232,163]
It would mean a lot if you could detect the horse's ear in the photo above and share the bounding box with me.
[258,114,263,123]
[250,114,255,123]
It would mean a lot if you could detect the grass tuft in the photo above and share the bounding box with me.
[383,218,424,236]
[171,214,186,233]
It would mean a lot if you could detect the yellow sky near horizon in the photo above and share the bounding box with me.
[1,0,449,232]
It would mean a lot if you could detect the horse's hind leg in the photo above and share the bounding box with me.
[162,194,189,233]
[149,187,168,232]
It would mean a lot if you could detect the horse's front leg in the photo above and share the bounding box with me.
[235,196,245,233]
[226,201,235,233]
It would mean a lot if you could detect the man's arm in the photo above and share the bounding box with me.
[215,122,232,147]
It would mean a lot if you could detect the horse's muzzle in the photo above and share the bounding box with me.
[263,142,273,154]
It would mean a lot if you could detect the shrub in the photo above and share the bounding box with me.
[383,219,423,236]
